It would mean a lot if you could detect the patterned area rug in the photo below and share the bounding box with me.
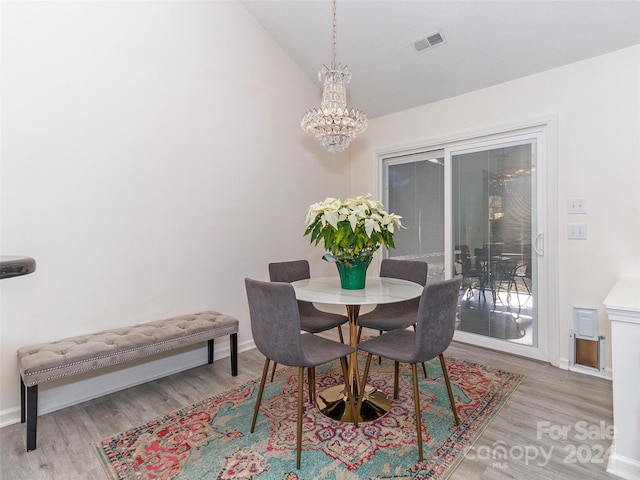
[95,356,523,479]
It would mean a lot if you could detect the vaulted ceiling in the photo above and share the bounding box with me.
[242,1,640,118]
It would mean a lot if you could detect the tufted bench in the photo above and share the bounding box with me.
[17,310,239,452]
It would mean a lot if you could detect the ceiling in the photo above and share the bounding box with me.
[241,0,640,119]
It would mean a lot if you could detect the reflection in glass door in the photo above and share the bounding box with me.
[452,142,537,347]
[385,151,445,284]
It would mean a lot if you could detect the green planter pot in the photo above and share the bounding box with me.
[335,255,373,290]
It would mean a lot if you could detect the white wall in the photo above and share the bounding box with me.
[3,1,637,430]
[0,1,350,424]
[349,45,640,372]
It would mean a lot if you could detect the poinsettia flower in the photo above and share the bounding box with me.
[348,214,358,232]
[304,193,403,261]
[364,218,381,237]
[324,210,339,230]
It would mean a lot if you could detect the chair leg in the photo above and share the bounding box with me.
[355,354,374,420]
[271,363,316,403]
[251,358,270,433]
[439,354,460,425]
[393,361,400,400]
[411,363,424,462]
[337,326,345,344]
[412,325,428,378]
[296,367,304,470]
[308,367,316,403]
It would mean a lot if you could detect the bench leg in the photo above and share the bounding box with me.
[26,384,38,452]
[230,333,238,376]
[207,339,214,364]
[20,377,26,423]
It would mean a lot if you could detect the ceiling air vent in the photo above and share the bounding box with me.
[413,30,445,52]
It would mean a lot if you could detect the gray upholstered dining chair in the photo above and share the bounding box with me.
[356,276,462,462]
[357,258,428,339]
[268,260,349,380]
[245,278,355,469]
[356,258,429,374]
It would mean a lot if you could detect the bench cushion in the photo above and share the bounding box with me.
[18,311,239,387]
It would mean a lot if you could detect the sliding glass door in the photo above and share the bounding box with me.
[383,128,546,360]
[451,141,537,348]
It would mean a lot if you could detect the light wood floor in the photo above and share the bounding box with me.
[0,330,616,480]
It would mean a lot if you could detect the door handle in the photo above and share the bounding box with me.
[534,232,544,256]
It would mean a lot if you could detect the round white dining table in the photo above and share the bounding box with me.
[291,276,423,423]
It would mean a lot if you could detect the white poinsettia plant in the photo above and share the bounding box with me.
[304,194,403,263]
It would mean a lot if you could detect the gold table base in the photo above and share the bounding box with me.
[316,384,391,423]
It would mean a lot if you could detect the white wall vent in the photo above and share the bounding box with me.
[413,31,446,52]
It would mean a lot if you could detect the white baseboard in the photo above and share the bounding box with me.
[607,442,640,480]
[558,356,613,380]
[0,338,256,429]
[0,407,21,430]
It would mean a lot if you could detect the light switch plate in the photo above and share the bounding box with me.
[568,223,587,240]
[568,198,587,214]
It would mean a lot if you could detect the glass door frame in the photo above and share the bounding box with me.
[445,131,546,360]
[375,117,558,364]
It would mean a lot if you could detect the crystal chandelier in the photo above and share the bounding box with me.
[301,0,367,153]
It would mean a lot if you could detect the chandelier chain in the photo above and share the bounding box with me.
[331,0,337,68]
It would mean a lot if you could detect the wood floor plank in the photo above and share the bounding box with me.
[0,339,615,479]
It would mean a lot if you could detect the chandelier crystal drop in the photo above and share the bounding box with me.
[301,0,367,153]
